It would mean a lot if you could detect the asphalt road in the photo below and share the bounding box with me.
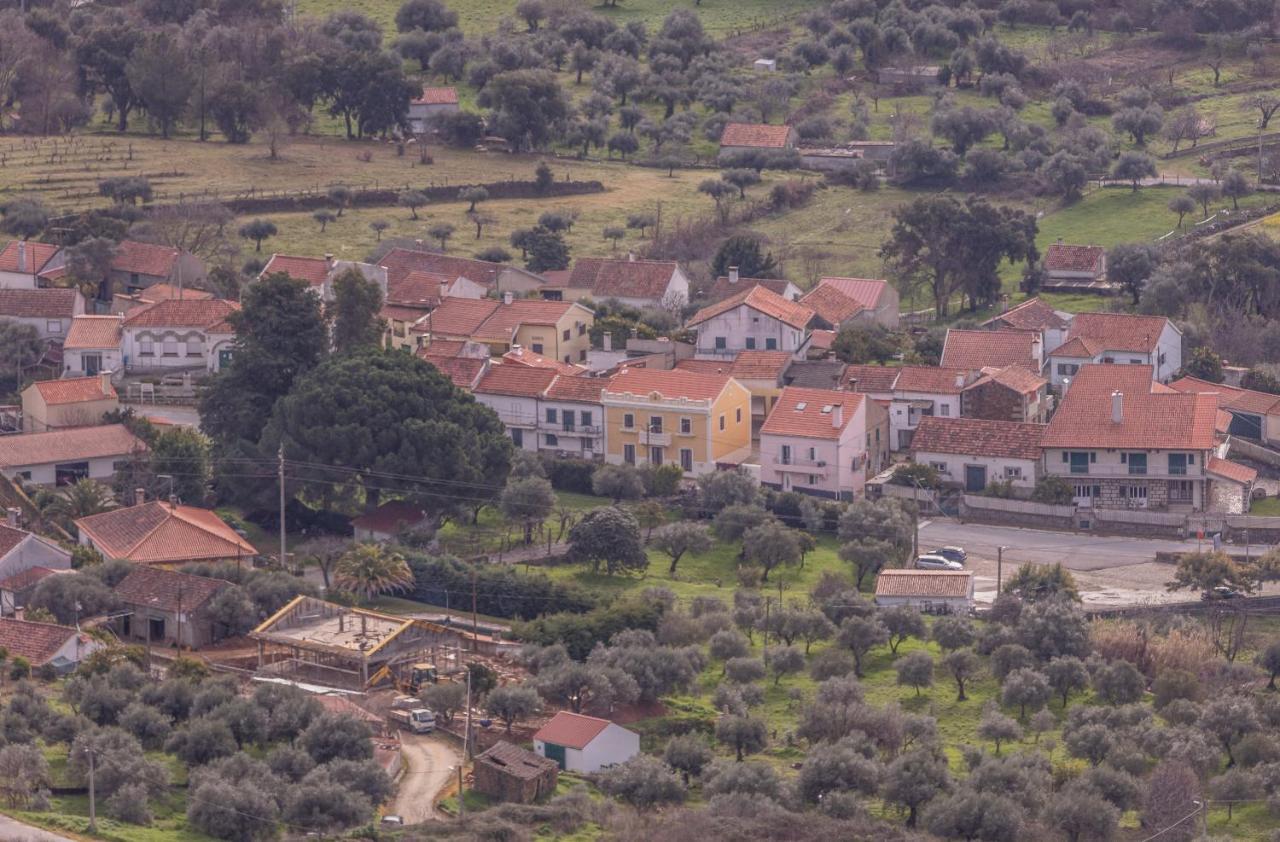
[0,816,76,842]
[918,520,1198,572]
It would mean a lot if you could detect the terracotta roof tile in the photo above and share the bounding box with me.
[894,366,971,395]
[1208,456,1257,485]
[0,425,145,467]
[719,122,793,148]
[419,353,487,389]
[478,741,559,779]
[503,347,583,375]
[533,711,615,749]
[113,240,180,277]
[388,270,453,308]
[381,304,428,323]
[0,288,79,319]
[1044,243,1104,274]
[0,565,62,592]
[475,365,558,398]
[423,298,501,337]
[843,365,900,393]
[1169,376,1280,415]
[544,373,611,403]
[706,277,796,303]
[809,329,836,351]
[0,618,84,665]
[981,298,1069,331]
[114,566,230,613]
[799,284,864,325]
[604,367,735,402]
[941,330,1039,372]
[378,248,512,289]
[909,416,1045,461]
[1048,336,1097,359]
[761,387,862,439]
[473,300,582,342]
[1042,364,1219,450]
[261,254,329,287]
[0,524,31,558]
[785,360,847,389]
[0,241,58,274]
[31,376,115,405]
[568,258,679,301]
[351,501,428,533]
[875,569,972,599]
[414,87,459,105]
[966,364,1046,395]
[730,350,794,380]
[125,283,213,303]
[1056,313,1171,355]
[64,316,123,350]
[76,501,257,565]
[817,277,890,309]
[689,285,814,330]
[122,299,239,330]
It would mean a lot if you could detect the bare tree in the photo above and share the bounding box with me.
[1245,93,1280,130]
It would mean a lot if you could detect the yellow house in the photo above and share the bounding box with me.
[676,350,794,436]
[602,367,752,476]
[420,297,594,365]
[21,374,119,432]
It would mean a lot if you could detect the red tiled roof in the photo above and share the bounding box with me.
[605,366,736,402]
[113,240,180,277]
[388,270,453,308]
[31,376,115,405]
[421,339,467,357]
[382,304,427,324]
[422,297,501,337]
[261,254,329,287]
[378,248,510,289]
[0,618,84,665]
[414,86,459,105]
[123,299,239,330]
[474,300,582,342]
[799,284,864,326]
[1208,456,1257,485]
[967,364,1046,395]
[688,285,814,330]
[475,365,558,398]
[0,524,27,558]
[761,387,862,439]
[674,359,731,375]
[0,288,79,319]
[809,329,836,351]
[1056,312,1170,355]
[76,502,257,565]
[478,741,559,779]
[909,416,1045,461]
[544,373,611,403]
[705,277,796,303]
[1169,376,1280,416]
[419,353,486,389]
[941,330,1039,372]
[315,694,383,724]
[126,283,213,303]
[0,425,144,467]
[981,298,1069,332]
[843,365,900,393]
[504,347,583,375]
[1043,243,1104,274]
[114,566,230,613]
[730,350,794,380]
[533,711,615,749]
[1042,365,1220,450]
[720,122,793,149]
[875,569,972,599]
[568,258,679,301]
[817,277,890,309]
[352,501,428,533]
[894,366,971,395]
[0,241,58,274]
[64,316,122,350]
[0,565,62,592]
[1048,336,1097,359]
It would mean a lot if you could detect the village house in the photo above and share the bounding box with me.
[417,339,490,389]
[76,497,258,566]
[422,297,594,364]
[1042,364,1229,511]
[22,373,119,433]
[408,86,460,133]
[844,365,972,451]
[352,501,430,542]
[62,315,124,378]
[704,269,802,304]
[378,248,546,297]
[759,386,888,500]
[0,241,59,289]
[799,277,900,330]
[474,741,559,804]
[718,122,796,158]
[677,350,794,433]
[0,519,72,615]
[110,283,214,315]
[0,617,106,673]
[121,298,239,373]
[1045,312,1182,387]
[43,240,206,302]
[688,285,817,360]
[0,424,145,486]
[259,254,389,303]
[909,416,1046,494]
[1041,242,1109,292]
[874,569,974,614]
[0,566,66,616]
[532,711,640,773]
[503,345,585,375]
[602,367,752,475]
[961,365,1050,424]
[383,269,484,352]
[1170,376,1280,447]
[473,367,611,458]
[941,329,1043,376]
[785,359,848,390]
[544,257,690,311]
[113,566,235,648]
[979,297,1071,354]
[875,65,943,88]
[0,287,85,341]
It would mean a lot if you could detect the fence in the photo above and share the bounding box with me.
[1161,131,1280,160]
[961,495,1076,518]
[1092,508,1188,527]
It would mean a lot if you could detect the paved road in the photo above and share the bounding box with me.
[918,520,1197,572]
[392,733,460,824]
[0,815,76,842]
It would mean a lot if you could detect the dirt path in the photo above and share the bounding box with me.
[0,815,77,842]
[392,733,461,824]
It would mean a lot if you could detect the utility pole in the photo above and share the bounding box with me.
[459,665,472,819]
[278,444,287,569]
[997,546,1006,595]
[471,564,479,650]
[85,746,97,833]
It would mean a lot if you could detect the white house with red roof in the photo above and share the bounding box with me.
[21,373,119,433]
[842,365,974,451]
[1042,241,1108,291]
[909,416,1046,493]
[705,270,802,304]
[121,298,239,373]
[759,387,886,500]
[1170,376,1280,447]
[718,122,796,159]
[688,285,818,360]
[41,240,206,302]
[1045,312,1181,387]
[0,424,146,485]
[532,711,639,773]
[0,617,105,673]
[980,297,1071,355]
[0,520,72,612]
[377,248,545,296]
[76,498,258,566]
[0,241,60,289]
[473,366,612,458]
[799,277,900,329]
[409,86,460,133]
[941,329,1043,376]
[0,287,85,341]
[545,257,689,311]
[874,569,973,614]
[63,315,124,378]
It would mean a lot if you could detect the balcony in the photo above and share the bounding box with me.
[773,456,830,476]
[537,421,602,436]
[638,430,672,447]
[1051,465,1201,479]
[498,412,538,429]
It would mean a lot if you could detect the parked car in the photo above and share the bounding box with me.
[381,816,404,827]
[932,546,967,564]
[916,555,963,571]
[1202,586,1242,600]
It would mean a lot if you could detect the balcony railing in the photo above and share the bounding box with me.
[1053,465,1200,479]
[537,421,602,435]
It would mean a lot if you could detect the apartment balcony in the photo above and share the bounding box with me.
[772,458,830,476]
[499,413,539,429]
[1053,465,1201,479]
[537,422,603,436]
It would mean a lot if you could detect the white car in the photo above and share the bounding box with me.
[916,555,963,571]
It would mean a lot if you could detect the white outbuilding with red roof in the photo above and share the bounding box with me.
[532,711,639,773]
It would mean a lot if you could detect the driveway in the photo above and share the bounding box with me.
[0,815,77,842]
[392,733,461,824]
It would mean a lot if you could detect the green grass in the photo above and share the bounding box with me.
[1249,496,1280,515]
[15,791,217,842]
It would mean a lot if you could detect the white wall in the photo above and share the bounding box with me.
[694,306,806,358]
[575,724,640,773]
[64,348,124,378]
[473,393,540,451]
[0,535,72,581]
[874,594,972,613]
[0,270,38,290]
[912,451,1039,490]
[539,399,604,458]
[888,392,961,451]
[2,455,125,486]
[759,403,868,500]
[123,327,221,372]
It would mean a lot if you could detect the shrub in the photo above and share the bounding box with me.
[105,782,152,825]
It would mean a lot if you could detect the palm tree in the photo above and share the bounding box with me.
[333,543,414,602]
[44,479,117,530]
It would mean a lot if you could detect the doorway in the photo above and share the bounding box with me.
[964,465,987,493]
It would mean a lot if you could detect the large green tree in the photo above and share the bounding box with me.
[330,269,385,353]
[477,69,570,152]
[567,506,648,575]
[126,30,195,139]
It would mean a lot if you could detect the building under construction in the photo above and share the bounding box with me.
[250,596,467,691]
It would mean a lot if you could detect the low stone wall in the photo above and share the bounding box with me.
[959,495,1076,531]
[224,179,605,215]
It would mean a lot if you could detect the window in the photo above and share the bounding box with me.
[808,474,817,485]
[512,429,523,447]
[649,416,663,433]
[578,324,586,336]
[623,413,635,429]
[563,329,571,341]
[1169,480,1194,502]
[680,417,692,434]
[929,462,947,473]
[650,447,663,465]
[140,339,155,357]
[1129,358,1142,365]
[130,272,140,285]
[1004,466,1022,479]
[579,350,587,362]
[583,438,594,452]
[680,448,693,472]
[808,447,816,461]
[1123,485,1148,502]
[186,338,202,357]
[531,343,544,354]
[735,408,742,424]
[623,444,635,464]
[564,355,571,364]
[765,337,777,350]
[1102,356,1115,364]
[1073,483,1094,498]
[719,414,726,431]
[714,337,727,350]
[545,434,558,446]
[546,408,557,423]
[1126,452,1147,475]
[780,445,792,465]
[1169,453,1188,475]
[162,338,179,357]
[745,338,757,350]
[875,428,880,443]
[1066,451,1091,474]
[46,320,61,334]
[940,404,950,417]
[580,411,592,427]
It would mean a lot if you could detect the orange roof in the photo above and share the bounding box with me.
[567,258,679,300]
[113,240,180,277]
[262,254,329,287]
[1207,457,1257,485]
[894,366,971,395]
[64,315,122,350]
[1043,365,1220,450]
[0,425,145,467]
[809,329,836,351]
[761,387,863,439]
[941,329,1039,372]
[817,277,890,308]
[421,297,501,337]
[1054,313,1170,355]
[0,241,58,274]
[0,618,86,665]
[981,298,1068,332]
[688,285,814,330]
[419,353,486,389]
[875,569,972,599]
[31,376,115,405]
[0,288,79,318]
[844,365,900,393]
[1169,376,1280,415]
[0,565,62,592]
[473,300,582,342]
[123,299,239,330]
[799,284,865,326]
[0,524,32,558]
[720,122,793,149]
[967,364,1046,395]
[1044,243,1104,274]
[378,248,510,289]
[533,711,616,749]
[545,373,611,403]
[388,270,453,308]
[503,346,584,375]
[706,277,796,303]
[114,566,230,612]
[76,501,257,565]
[475,365,558,398]
[730,350,794,380]
[910,416,1045,461]
[414,86,459,105]
[605,367,735,402]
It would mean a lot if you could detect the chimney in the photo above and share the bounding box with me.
[832,404,843,429]
[5,507,19,528]
[1111,390,1123,424]
[503,291,513,305]
[1056,236,1064,244]
[729,266,739,284]
[135,487,146,506]
[511,343,523,356]
[324,253,334,271]
[955,373,965,389]
[627,251,635,262]
[1031,335,1043,365]
[17,240,25,273]
[100,370,113,396]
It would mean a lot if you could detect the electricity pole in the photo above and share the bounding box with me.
[85,746,97,833]
[997,546,1007,595]
[278,444,287,569]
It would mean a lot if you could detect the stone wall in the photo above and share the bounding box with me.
[961,381,1023,423]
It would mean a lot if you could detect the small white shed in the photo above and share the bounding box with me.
[874,569,974,614]
[532,711,639,774]
[754,58,777,72]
